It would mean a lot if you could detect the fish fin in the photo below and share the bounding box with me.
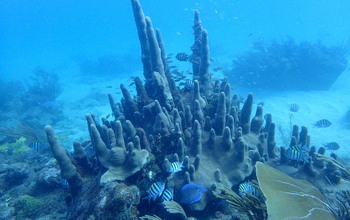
[303,156,311,163]
[199,183,207,192]
[181,183,195,190]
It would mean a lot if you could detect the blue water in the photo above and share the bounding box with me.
[1,0,349,80]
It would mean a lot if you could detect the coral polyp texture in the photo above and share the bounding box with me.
[44,0,350,219]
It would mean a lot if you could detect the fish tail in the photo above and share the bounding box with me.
[199,183,207,192]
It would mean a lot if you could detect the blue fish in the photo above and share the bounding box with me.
[168,162,183,173]
[28,142,46,151]
[142,181,165,203]
[180,183,206,204]
[238,182,256,196]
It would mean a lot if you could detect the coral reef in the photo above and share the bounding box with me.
[225,38,348,91]
[39,0,350,219]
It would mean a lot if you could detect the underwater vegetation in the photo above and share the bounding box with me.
[22,67,62,108]
[1,0,349,219]
[225,38,349,91]
[0,68,63,130]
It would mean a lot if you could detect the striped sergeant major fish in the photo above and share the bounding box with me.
[175,52,201,64]
[184,79,194,91]
[28,142,46,151]
[313,119,332,128]
[324,142,340,150]
[142,181,165,203]
[168,162,183,173]
[238,182,256,196]
[175,52,190,62]
[289,103,299,112]
[160,187,174,202]
[285,145,310,163]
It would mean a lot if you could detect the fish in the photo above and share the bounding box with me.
[184,79,194,91]
[160,187,174,202]
[15,137,26,144]
[129,82,135,87]
[176,52,190,62]
[238,182,256,196]
[28,142,46,151]
[212,66,223,72]
[285,145,309,162]
[180,183,206,204]
[105,85,113,88]
[142,181,165,203]
[324,142,340,150]
[59,178,69,189]
[38,101,59,108]
[257,101,264,106]
[289,103,299,112]
[168,162,183,173]
[313,119,332,128]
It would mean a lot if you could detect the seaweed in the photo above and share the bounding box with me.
[23,67,62,105]
[213,184,267,220]
[0,123,47,144]
[330,190,350,219]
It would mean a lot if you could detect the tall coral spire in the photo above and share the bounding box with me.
[191,10,202,78]
[131,0,152,79]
